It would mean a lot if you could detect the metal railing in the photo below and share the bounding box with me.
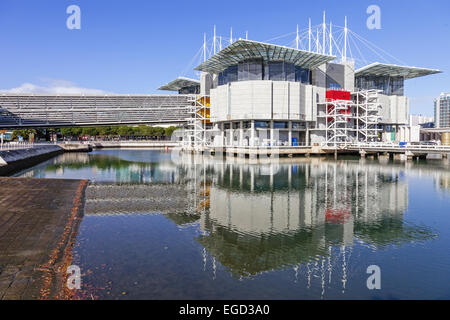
[0,142,36,151]
[78,140,178,146]
[346,142,450,151]
[0,141,61,151]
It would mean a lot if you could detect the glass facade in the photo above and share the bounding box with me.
[435,95,450,128]
[218,60,311,86]
[255,121,270,129]
[325,63,344,90]
[292,122,306,130]
[178,85,200,94]
[266,62,296,81]
[238,59,263,81]
[273,121,288,129]
[295,66,311,84]
[218,65,238,86]
[355,76,404,96]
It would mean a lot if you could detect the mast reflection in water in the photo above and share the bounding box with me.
[14,150,448,299]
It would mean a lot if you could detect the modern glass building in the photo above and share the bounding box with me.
[434,93,450,128]
[180,39,441,147]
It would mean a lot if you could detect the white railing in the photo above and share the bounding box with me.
[77,140,177,144]
[0,141,60,151]
[0,140,178,150]
[0,142,35,151]
[347,143,450,151]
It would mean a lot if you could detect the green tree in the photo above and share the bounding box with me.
[164,126,177,138]
[117,126,133,136]
[152,127,165,137]
[72,128,82,136]
[61,128,74,137]
[51,125,179,139]
[97,126,114,136]
[81,127,98,136]
[137,125,154,136]
[107,126,118,136]
[12,129,36,141]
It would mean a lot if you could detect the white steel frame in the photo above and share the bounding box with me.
[185,95,210,148]
[354,90,381,143]
[319,89,382,147]
[323,99,352,147]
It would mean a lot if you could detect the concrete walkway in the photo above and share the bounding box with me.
[0,178,88,300]
[0,145,63,176]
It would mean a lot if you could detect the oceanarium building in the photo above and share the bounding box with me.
[160,37,440,148]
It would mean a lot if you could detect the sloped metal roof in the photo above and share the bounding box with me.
[194,39,336,74]
[355,62,441,79]
[158,77,200,91]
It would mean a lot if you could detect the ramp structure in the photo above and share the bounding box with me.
[0,94,193,128]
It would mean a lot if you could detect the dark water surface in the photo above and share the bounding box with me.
[14,149,450,299]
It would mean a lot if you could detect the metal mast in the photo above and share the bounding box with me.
[316,29,319,53]
[203,33,207,62]
[344,17,348,62]
[213,25,216,55]
[329,22,333,56]
[308,18,312,52]
[322,11,326,55]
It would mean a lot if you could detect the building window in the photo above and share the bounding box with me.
[268,62,284,81]
[285,63,295,82]
[355,75,404,96]
[255,121,270,129]
[218,65,238,85]
[292,122,306,130]
[274,121,288,129]
[179,85,200,94]
[295,67,311,84]
[238,59,263,81]
[218,61,310,85]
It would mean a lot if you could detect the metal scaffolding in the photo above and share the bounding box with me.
[354,90,382,143]
[324,98,352,147]
[319,89,382,147]
[185,95,210,148]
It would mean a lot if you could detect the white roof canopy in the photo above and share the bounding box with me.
[195,39,336,74]
[158,77,200,91]
[355,62,441,79]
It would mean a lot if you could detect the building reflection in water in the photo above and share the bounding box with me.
[438,176,450,191]
[176,155,436,295]
[15,151,440,296]
[16,152,185,184]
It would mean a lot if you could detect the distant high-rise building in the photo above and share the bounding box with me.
[434,93,450,128]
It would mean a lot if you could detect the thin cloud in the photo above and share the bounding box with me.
[0,81,110,95]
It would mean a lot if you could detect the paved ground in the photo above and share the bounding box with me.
[0,177,88,300]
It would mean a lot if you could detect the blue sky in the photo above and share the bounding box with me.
[0,0,449,116]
